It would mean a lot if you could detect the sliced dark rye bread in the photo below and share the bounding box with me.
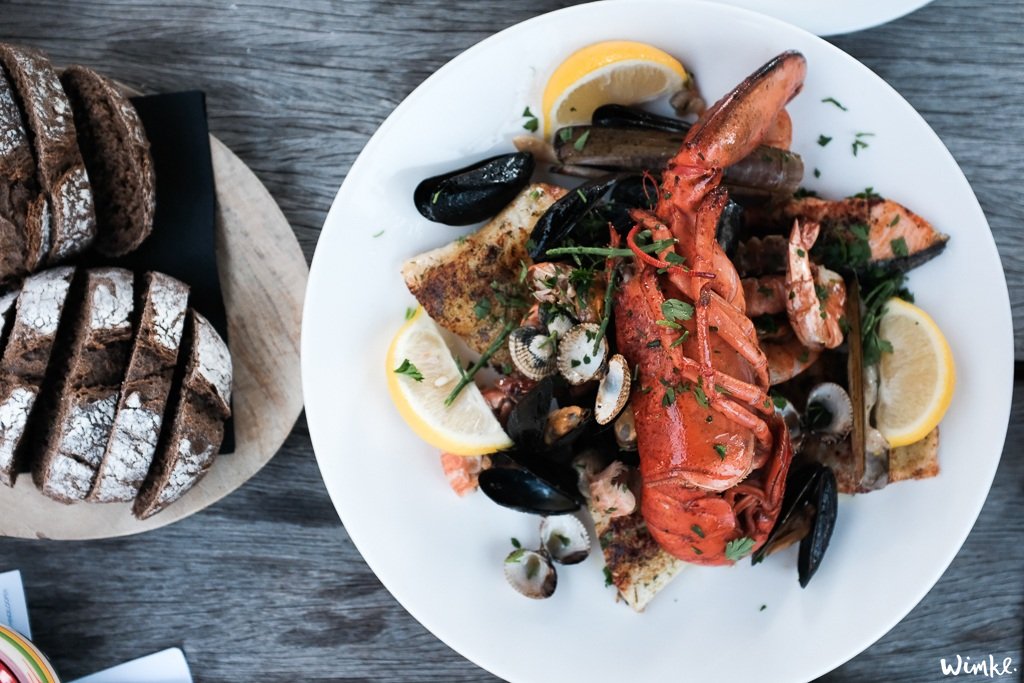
[89,273,189,502]
[60,65,154,257]
[0,266,74,486]
[0,68,37,282]
[32,267,134,502]
[0,44,96,264]
[134,310,231,519]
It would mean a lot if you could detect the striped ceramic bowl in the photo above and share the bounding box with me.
[0,626,59,683]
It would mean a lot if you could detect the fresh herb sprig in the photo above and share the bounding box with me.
[444,322,515,406]
[860,273,914,366]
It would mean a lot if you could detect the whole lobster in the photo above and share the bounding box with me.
[615,52,805,565]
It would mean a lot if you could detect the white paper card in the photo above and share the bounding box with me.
[69,648,192,683]
[0,570,31,639]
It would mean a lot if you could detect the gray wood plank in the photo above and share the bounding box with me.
[0,0,1021,681]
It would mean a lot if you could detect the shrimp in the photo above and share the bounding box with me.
[785,220,846,350]
[440,453,491,497]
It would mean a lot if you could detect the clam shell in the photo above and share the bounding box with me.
[504,548,557,599]
[508,326,557,381]
[806,382,853,441]
[556,323,608,385]
[540,515,591,565]
[594,354,631,425]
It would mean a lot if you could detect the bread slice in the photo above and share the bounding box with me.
[33,268,134,502]
[0,67,36,282]
[134,310,231,519]
[89,273,189,502]
[60,65,155,257]
[0,266,74,486]
[0,44,96,264]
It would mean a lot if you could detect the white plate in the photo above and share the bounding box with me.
[303,2,1012,681]
[709,0,935,36]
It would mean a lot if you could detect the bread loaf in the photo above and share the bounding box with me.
[89,273,188,502]
[0,45,96,264]
[134,310,231,519]
[60,65,155,257]
[0,266,74,486]
[0,68,36,283]
[33,268,134,502]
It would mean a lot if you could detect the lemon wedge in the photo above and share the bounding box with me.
[386,308,512,456]
[542,40,689,136]
[874,298,956,448]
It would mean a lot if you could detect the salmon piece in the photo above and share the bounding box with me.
[440,452,490,497]
[402,184,567,368]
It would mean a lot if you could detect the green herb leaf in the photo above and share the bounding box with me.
[473,298,492,320]
[604,566,614,587]
[821,97,848,111]
[573,129,591,151]
[691,546,703,556]
[431,190,441,204]
[891,237,909,258]
[817,135,832,147]
[725,536,756,561]
[662,298,695,322]
[813,168,821,179]
[771,394,788,409]
[511,537,521,549]
[714,443,727,460]
[372,229,385,238]
[506,548,526,563]
[393,359,424,382]
[691,524,705,538]
[523,117,538,132]
[404,307,417,320]
[760,604,767,611]
[559,128,574,142]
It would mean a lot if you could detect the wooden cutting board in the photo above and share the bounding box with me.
[0,136,307,539]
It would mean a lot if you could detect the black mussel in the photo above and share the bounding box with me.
[414,152,534,225]
[798,465,837,587]
[479,468,581,515]
[528,174,623,259]
[716,199,744,256]
[592,104,690,133]
[506,377,555,451]
[544,405,593,450]
[605,174,657,234]
[751,462,838,588]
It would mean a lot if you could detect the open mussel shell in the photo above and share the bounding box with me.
[544,405,592,449]
[504,548,557,599]
[799,466,837,587]
[540,515,591,565]
[556,323,608,385]
[479,467,581,515]
[591,103,690,133]
[414,152,534,226]
[528,173,622,259]
[595,354,631,425]
[751,462,838,588]
[506,377,555,451]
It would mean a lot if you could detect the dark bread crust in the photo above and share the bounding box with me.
[134,310,231,519]
[60,65,154,257]
[0,44,96,264]
[89,273,189,502]
[0,266,74,486]
[0,68,37,282]
[33,267,134,502]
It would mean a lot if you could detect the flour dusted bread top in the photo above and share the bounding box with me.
[34,267,134,502]
[0,44,96,265]
[134,310,231,519]
[60,65,154,257]
[0,266,74,486]
[90,273,189,503]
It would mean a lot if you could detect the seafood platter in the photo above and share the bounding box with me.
[304,2,1012,681]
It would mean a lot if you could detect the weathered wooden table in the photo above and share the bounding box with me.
[1,1,1020,681]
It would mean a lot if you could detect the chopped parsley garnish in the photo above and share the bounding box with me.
[891,237,909,258]
[821,97,848,111]
[771,394,788,409]
[760,604,767,612]
[725,536,756,561]
[691,546,704,556]
[393,359,424,382]
[714,443,727,460]
[661,298,694,324]
[431,190,441,204]
[506,548,526,563]
[404,307,417,320]
[669,330,690,348]
[691,524,706,538]
[889,214,901,227]
[559,128,574,143]
[573,129,591,151]
[850,187,882,200]
[646,339,662,348]
[473,298,492,320]
[692,379,709,409]
[576,188,587,203]
[796,248,806,258]
[372,229,385,238]
[852,132,874,156]
[817,135,832,147]
[604,566,614,587]
[511,537,521,549]
[861,273,914,366]
[813,168,821,179]
[522,106,538,132]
